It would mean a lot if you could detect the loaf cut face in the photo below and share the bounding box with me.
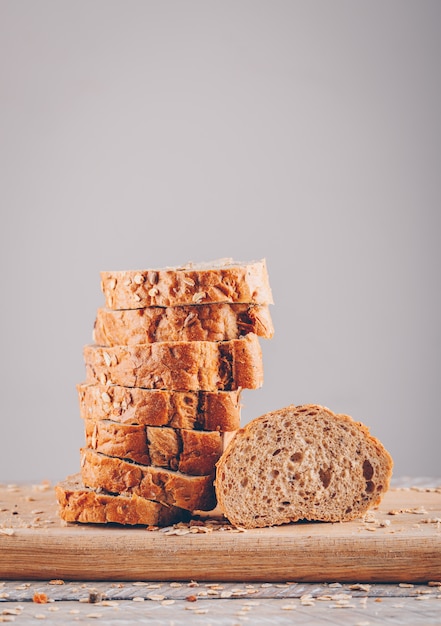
[77,384,241,431]
[94,303,274,346]
[215,404,393,528]
[101,258,273,309]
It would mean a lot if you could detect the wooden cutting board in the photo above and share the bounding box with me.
[1,482,440,583]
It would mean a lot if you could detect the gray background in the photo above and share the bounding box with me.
[1,1,440,483]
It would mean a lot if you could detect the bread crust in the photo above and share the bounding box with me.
[101,258,273,310]
[83,334,263,391]
[55,474,190,525]
[93,303,274,346]
[77,384,241,431]
[81,448,216,511]
[215,404,394,528]
[84,420,224,476]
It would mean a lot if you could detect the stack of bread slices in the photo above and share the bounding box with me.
[55,259,274,526]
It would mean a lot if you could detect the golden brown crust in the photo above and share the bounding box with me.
[101,259,273,310]
[84,420,224,476]
[77,383,241,431]
[83,334,263,391]
[215,404,394,528]
[81,448,216,511]
[94,303,274,346]
[55,474,189,525]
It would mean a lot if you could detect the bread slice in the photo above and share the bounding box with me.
[84,420,224,475]
[81,448,216,511]
[215,404,393,528]
[77,383,241,431]
[55,474,190,526]
[84,333,263,391]
[101,258,273,310]
[93,303,274,346]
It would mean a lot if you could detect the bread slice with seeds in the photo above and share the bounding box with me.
[101,258,273,310]
[215,404,393,528]
[77,384,242,431]
[81,448,216,511]
[94,303,274,346]
[83,333,263,391]
[84,420,225,475]
[55,474,190,525]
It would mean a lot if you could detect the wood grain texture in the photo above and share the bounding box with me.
[1,483,440,583]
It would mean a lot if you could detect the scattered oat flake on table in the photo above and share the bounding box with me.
[33,593,48,604]
[389,506,428,515]
[32,481,51,492]
[1,609,22,616]
[0,528,14,536]
[349,584,371,592]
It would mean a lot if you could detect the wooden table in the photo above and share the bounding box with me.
[1,477,440,625]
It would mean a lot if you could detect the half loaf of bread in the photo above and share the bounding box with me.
[101,258,273,310]
[56,474,190,525]
[84,333,263,391]
[215,404,393,528]
[81,448,216,511]
[77,384,241,431]
[84,420,224,475]
[94,303,274,346]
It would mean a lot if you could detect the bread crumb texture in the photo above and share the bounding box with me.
[215,404,393,528]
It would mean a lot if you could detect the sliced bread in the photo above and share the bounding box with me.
[84,420,224,475]
[215,404,393,528]
[93,303,274,346]
[81,448,216,511]
[101,258,273,310]
[77,383,241,431]
[84,333,263,391]
[55,474,190,525]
